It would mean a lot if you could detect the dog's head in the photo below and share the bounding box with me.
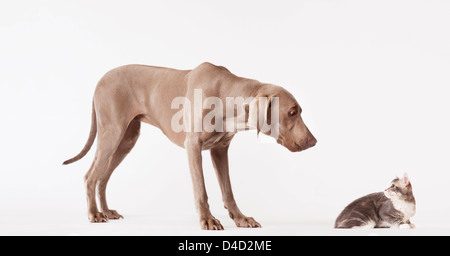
[248,85,317,152]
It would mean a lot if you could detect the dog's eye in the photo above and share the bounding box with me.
[288,109,297,117]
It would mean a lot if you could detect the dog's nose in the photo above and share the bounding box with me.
[308,137,317,148]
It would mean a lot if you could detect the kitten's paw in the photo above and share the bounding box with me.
[399,223,411,229]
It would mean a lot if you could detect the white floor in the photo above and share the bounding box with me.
[1,208,449,236]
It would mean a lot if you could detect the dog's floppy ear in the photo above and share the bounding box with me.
[247,97,258,133]
[247,95,272,135]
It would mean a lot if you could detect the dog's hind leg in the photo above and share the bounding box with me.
[85,124,126,223]
[97,118,141,220]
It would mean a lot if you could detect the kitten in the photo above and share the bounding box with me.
[335,173,416,229]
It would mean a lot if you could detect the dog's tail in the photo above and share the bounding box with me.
[63,101,97,165]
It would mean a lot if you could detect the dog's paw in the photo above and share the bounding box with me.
[200,216,224,230]
[102,209,123,220]
[233,216,261,228]
[88,212,108,223]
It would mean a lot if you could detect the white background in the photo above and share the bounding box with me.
[1,0,449,235]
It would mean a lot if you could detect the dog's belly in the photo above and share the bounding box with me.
[138,114,234,150]
[139,114,188,148]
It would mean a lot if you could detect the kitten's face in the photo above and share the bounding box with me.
[384,174,414,201]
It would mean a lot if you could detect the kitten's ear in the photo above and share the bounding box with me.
[401,172,410,187]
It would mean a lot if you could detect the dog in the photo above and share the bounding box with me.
[63,62,317,230]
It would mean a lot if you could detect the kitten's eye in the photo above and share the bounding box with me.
[390,185,399,192]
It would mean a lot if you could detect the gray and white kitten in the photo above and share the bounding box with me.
[335,173,416,229]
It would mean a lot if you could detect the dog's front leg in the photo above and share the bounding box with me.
[185,137,224,230]
[211,145,261,228]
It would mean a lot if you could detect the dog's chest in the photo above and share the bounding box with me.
[202,133,235,149]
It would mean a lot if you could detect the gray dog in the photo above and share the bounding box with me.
[63,62,317,230]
